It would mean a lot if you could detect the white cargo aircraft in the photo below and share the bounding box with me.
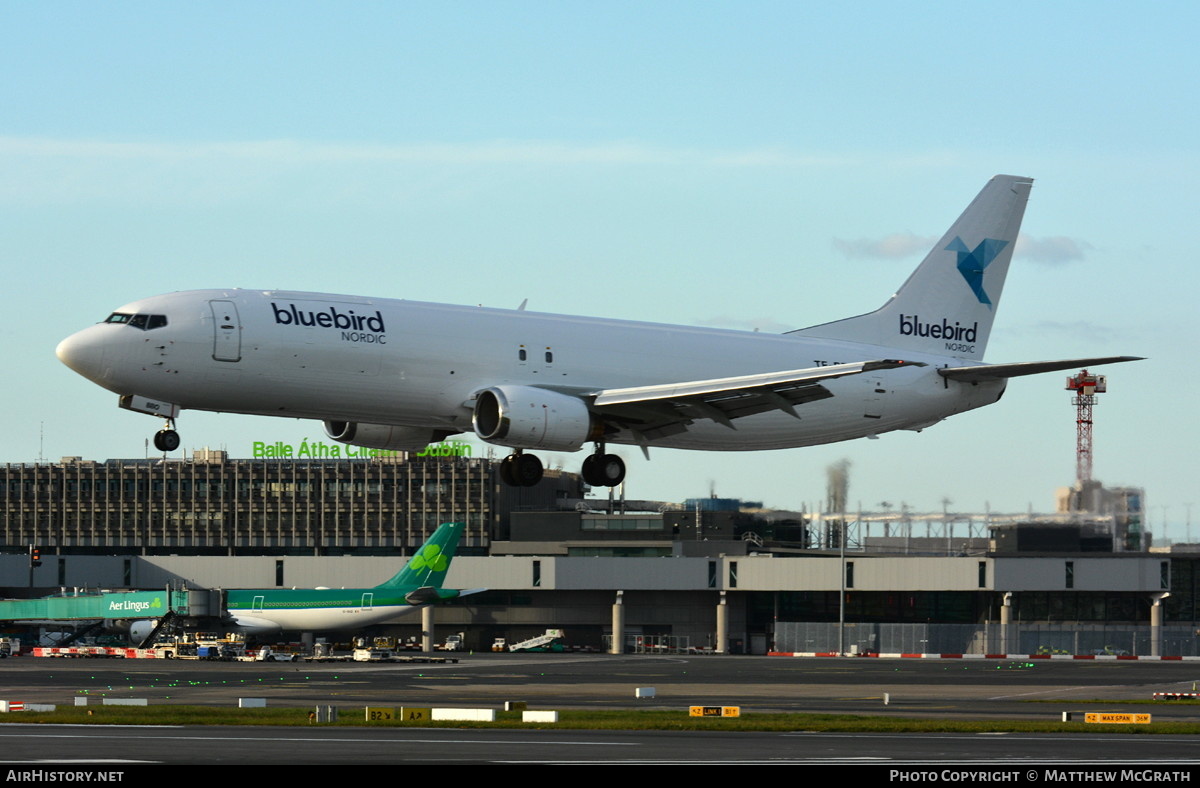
[57,175,1138,487]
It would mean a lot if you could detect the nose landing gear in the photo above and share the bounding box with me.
[117,396,183,453]
[153,420,181,452]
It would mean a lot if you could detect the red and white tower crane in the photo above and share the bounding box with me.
[1065,369,1107,483]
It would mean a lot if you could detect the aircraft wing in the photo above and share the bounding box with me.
[588,359,923,439]
[938,356,1143,383]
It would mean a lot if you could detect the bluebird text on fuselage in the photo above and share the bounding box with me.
[271,302,386,333]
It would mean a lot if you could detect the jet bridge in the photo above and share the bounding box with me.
[0,589,220,646]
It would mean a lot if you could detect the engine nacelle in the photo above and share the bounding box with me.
[472,385,597,451]
[324,421,450,452]
[103,619,137,634]
[128,620,157,644]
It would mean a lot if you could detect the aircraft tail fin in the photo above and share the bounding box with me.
[788,174,1034,361]
[377,521,465,590]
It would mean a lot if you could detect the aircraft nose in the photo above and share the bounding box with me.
[56,326,109,383]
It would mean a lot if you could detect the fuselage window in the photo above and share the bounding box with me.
[545,351,553,363]
[518,348,527,361]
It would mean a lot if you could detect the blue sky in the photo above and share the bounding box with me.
[3,2,1197,538]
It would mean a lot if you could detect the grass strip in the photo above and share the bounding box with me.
[8,706,1200,734]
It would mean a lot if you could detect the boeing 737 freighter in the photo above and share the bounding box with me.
[225,521,474,634]
[57,175,1139,487]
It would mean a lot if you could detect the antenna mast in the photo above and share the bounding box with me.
[1065,370,1107,483]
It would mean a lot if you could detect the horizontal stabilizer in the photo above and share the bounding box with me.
[938,356,1143,383]
[404,586,442,605]
[404,585,487,605]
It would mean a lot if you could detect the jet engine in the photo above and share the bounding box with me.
[128,620,157,644]
[103,619,137,634]
[324,422,451,451]
[472,385,598,451]
[104,619,158,644]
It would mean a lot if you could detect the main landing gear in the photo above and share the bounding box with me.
[499,452,544,487]
[497,444,626,488]
[153,420,180,452]
[581,446,625,488]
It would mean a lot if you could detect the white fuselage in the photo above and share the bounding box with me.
[57,288,1005,451]
[228,601,422,635]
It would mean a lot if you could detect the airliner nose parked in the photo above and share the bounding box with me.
[57,176,1141,487]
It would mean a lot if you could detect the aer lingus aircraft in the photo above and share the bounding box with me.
[224,521,473,634]
[57,175,1139,488]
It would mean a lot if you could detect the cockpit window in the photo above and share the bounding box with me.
[104,312,167,330]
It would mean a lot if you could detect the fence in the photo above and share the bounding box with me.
[774,622,1199,656]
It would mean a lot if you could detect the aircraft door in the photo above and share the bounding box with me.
[361,592,374,611]
[865,378,887,420]
[210,300,242,362]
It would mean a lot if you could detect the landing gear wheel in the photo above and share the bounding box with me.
[597,454,625,486]
[581,454,600,486]
[514,453,544,487]
[153,429,180,452]
[582,453,625,487]
[499,455,519,486]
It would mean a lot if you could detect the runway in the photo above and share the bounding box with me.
[3,654,1200,764]
[2,724,1198,765]
[5,653,1200,717]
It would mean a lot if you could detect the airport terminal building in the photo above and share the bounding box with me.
[0,451,575,555]
[1,453,1195,656]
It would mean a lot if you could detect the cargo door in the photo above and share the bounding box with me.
[864,377,886,421]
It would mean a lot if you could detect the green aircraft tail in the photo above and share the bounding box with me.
[376,522,465,590]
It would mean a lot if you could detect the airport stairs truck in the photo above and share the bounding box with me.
[509,629,566,652]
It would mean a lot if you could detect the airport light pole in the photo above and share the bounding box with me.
[838,518,845,656]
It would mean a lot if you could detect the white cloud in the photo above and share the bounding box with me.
[0,136,852,207]
[833,233,937,259]
[1014,234,1091,265]
[696,315,794,333]
[832,232,1092,266]
[1017,320,1118,343]
[0,136,847,168]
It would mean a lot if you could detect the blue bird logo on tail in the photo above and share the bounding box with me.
[946,237,1008,308]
